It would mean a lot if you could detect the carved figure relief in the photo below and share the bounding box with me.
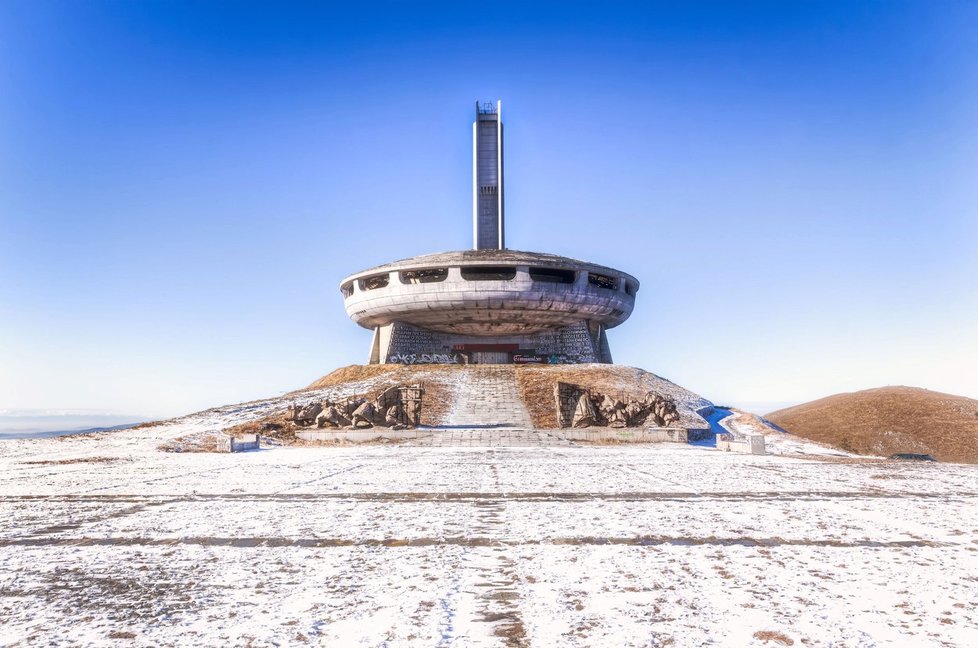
[555,382,681,429]
[286,384,425,431]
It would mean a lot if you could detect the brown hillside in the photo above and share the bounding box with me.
[304,364,402,390]
[766,386,978,464]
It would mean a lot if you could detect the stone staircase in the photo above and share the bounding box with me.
[413,428,573,447]
[443,366,534,429]
[417,366,573,446]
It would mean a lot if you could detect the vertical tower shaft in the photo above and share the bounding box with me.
[473,100,504,250]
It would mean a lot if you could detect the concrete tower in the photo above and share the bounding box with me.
[473,100,504,250]
[341,100,638,365]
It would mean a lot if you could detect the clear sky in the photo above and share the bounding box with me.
[1,1,976,418]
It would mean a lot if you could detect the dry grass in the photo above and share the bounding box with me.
[417,378,452,425]
[225,417,297,442]
[514,364,663,429]
[579,437,635,445]
[753,630,794,645]
[302,364,403,391]
[21,456,126,466]
[130,420,162,430]
[157,433,224,453]
[766,386,978,464]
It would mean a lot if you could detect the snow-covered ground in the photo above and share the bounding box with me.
[718,408,857,458]
[2,414,977,646]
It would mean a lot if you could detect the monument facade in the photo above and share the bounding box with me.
[340,101,639,365]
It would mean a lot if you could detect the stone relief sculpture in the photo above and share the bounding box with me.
[286,384,424,430]
[287,402,323,427]
[555,382,680,429]
[315,405,350,428]
[351,401,376,428]
[572,392,598,427]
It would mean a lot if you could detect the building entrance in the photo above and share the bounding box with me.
[454,343,519,365]
[469,351,511,364]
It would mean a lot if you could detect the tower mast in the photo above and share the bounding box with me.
[473,100,504,250]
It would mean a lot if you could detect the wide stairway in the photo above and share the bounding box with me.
[445,365,533,428]
[415,366,573,447]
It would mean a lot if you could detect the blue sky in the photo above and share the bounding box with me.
[1,1,976,417]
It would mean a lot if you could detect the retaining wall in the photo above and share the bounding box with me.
[296,430,423,443]
[218,434,261,453]
[556,427,689,443]
[716,434,766,455]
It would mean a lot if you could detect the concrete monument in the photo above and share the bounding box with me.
[340,101,639,365]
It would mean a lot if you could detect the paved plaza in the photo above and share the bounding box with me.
[2,430,977,646]
[411,428,573,447]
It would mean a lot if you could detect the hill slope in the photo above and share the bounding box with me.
[766,386,978,463]
[306,363,713,430]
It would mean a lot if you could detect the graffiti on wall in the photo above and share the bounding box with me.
[387,352,592,365]
[544,353,592,364]
[389,352,463,365]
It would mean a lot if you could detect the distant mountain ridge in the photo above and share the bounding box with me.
[766,386,978,463]
[0,411,149,438]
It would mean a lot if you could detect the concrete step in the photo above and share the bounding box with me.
[444,366,534,429]
[408,428,574,447]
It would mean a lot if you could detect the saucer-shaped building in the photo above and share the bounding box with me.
[340,102,639,365]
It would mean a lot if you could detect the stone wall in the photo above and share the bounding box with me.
[296,429,422,442]
[378,320,603,365]
[559,428,688,443]
[717,434,766,455]
[555,381,583,428]
[218,434,261,453]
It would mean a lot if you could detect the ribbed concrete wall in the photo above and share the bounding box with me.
[377,320,602,364]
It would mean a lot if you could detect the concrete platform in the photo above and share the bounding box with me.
[296,427,693,446]
[2,439,977,646]
[296,429,423,442]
